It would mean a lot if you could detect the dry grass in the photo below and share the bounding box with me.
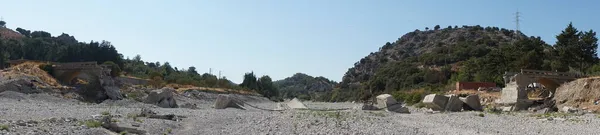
[1,62,64,88]
[555,76,600,112]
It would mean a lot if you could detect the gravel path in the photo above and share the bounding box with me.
[1,91,600,135]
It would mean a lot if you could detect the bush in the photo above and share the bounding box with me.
[103,61,121,77]
[392,90,426,105]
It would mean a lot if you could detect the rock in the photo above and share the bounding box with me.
[286,98,308,109]
[561,106,578,113]
[214,94,245,109]
[144,87,178,108]
[463,94,482,111]
[422,94,449,111]
[375,94,399,109]
[502,106,513,112]
[444,95,463,112]
[386,104,410,113]
[536,108,550,114]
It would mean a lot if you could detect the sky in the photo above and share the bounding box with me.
[1,0,599,83]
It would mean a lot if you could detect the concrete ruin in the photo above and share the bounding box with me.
[144,87,178,108]
[374,94,409,113]
[444,95,463,112]
[422,94,449,111]
[497,69,583,111]
[214,94,245,109]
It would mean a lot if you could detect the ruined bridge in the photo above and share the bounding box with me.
[53,62,111,85]
[498,69,585,109]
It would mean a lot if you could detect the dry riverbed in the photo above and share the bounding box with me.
[1,91,600,135]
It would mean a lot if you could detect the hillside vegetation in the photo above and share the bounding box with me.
[0,21,279,99]
[274,73,338,101]
[337,23,598,103]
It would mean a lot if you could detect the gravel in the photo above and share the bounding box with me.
[2,91,600,135]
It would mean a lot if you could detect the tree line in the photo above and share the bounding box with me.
[0,21,279,99]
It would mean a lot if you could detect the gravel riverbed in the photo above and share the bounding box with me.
[1,91,600,135]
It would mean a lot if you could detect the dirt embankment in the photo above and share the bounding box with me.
[554,77,600,112]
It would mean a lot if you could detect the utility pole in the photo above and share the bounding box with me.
[514,10,522,39]
[209,68,212,75]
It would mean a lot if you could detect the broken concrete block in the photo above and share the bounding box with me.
[375,94,399,109]
[444,95,463,112]
[214,94,245,109]
[286,98,308,109]
[502,106,513,112]
[144,88,178,108]
[464,94,482,111]
[386,104,410,113]
[422,94,449,111]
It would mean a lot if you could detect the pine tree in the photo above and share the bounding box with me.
[554,22,581,72]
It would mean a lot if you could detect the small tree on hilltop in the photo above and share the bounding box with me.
[0,21,5,27]
[434,25,440,30]
[425,27,429,31]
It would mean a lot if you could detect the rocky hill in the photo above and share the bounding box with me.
[274,73,337,100]
[339,25,536,101]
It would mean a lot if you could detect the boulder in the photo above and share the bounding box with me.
[386,104,410,113]
[144,88,178,108]
[286,98,308,109]
[214,94,245,109]
[375,94,399,109]
[444,95,463,112]
[422,94,449,111]
[463,94,482,111]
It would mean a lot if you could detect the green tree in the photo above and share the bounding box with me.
[434,25,440,30]
[0,21,5,27]
[555,22,598,72]
[102,61,121,77]
[239,72,258,90]
[257,75,278,98]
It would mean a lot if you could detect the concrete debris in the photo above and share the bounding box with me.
[375,94,399,109]
[100,115,147,135]
[561,106,578,113]
[214,94,245,109]
[144,87,178,108]
[386,104,410,113]
[422,94,449,111]
[502,106,513,112]
[139,108,186,121]
[463,94,483,111]
[286,98,308,109]
[444,95,463,112]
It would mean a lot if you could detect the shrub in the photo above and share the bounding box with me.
[392,90,426,105]
[103,61,121,77]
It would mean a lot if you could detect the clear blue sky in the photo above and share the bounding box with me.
[1,0,599,83]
